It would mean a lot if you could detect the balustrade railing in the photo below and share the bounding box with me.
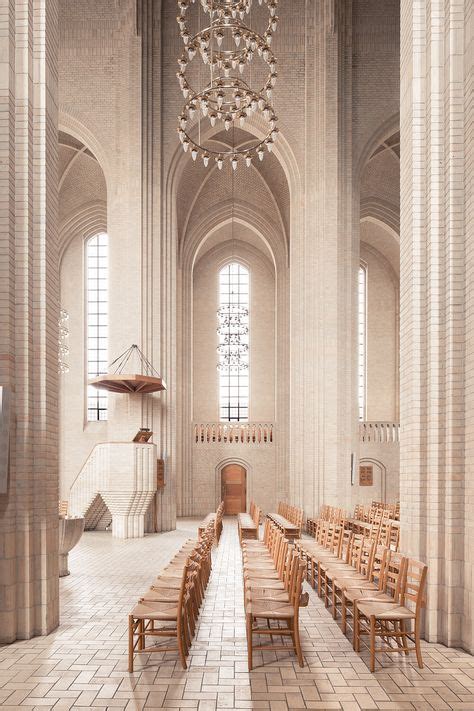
[194,422,274,444]
[359,421,400,444]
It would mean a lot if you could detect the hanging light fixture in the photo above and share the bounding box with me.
[216,304,249,371]
[58,308,70,374]
[176,0,280,167]
[216,132,249,371]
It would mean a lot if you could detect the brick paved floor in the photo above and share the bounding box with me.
[1,518,473,710]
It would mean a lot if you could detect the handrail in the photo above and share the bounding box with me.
[194,422,274,444]
[68,440,155,495]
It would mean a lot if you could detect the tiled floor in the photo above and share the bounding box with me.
[1,519,474,710]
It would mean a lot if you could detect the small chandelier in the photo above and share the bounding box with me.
[176,0,280,167]
[58,308,70,374]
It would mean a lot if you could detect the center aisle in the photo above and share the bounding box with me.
[170,517,465,711]
[183,517,356,699]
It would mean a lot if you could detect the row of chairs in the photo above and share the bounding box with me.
[241,520,308,670]
[238,500,261,542]
[277,501,304,529]
[298,520,397,593]
[128,522,215,672]
[308,510,400,552]
[198,501,224,543]
[296,518,427,672]
[318,505,348,524]
[349,517,400,551]
[353,501,399,522]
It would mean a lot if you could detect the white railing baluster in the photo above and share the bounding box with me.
[193,422,274,444]
[359,421,400,444]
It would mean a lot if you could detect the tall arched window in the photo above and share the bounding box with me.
[218,262,249,421]
[358,263,367,421]
[86,233,108,421]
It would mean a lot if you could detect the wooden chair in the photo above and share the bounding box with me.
[354,557,427,671]
[245,555,307,670]
[128,560,194,671]
[323,537,374,608]
[338,545,394,633]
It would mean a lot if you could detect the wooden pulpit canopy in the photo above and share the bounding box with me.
[88,345,166,395]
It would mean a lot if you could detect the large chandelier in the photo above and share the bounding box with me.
[177,0,280,167]
[217,304,249,371]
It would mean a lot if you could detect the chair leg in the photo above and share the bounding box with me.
[414,617,424,669]
[325,577,330,608]
[341,594,347,634]
[177,619,188,670]
[246,613,253,671]
[292,618,304,668]
[128,616,134,673]
[138,619,145,651]
[370,615,376,672]
[354,606,360,652]
[398,620,410,655]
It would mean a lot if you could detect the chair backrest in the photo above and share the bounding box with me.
[401,558,428,613]
[368,545,389,588]
[282,547,296,590]
[252,505,260,526]
[269,526,281,561]
[347,535,364,569]
[276,538,290,577]
[378,519,390,547]
[262,518,271,544]
[340,529,353,563]
[317,521,328,545]
[388,522,400,552]
[324,523,337,551]
[289,557,306,611]
[367,522,381,544]
[271,530,284,565]
[327,524,343,556]
[178,559,191,611]
[382,552,406,602]
[358,538,375,577]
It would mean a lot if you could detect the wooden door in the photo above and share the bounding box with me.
[221,464,246,514]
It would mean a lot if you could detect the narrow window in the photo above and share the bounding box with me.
[217,263,249,421]
[86,233,108,421]
[358,263,367,421]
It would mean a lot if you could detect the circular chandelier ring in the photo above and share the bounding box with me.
[178,130,269,158]
[178,70,276,110]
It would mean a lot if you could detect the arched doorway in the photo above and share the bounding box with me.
[221,464,247,514]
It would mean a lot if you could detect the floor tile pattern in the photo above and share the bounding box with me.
[1,518,473,710]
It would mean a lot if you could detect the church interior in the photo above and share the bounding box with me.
[0,0,474,708]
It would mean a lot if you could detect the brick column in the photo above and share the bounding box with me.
[289,0,355,518]
[0,0,59,642]
[400,0,473,651]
